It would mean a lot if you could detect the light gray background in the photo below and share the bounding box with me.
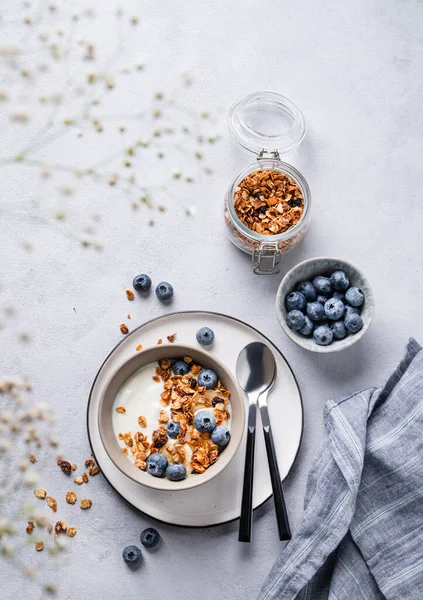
[1,0,423,598]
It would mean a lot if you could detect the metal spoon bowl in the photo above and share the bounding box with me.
[236,342,276,397]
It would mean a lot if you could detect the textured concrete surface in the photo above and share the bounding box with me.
[1,0,423,598]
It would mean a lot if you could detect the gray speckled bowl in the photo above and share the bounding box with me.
[276,257,374,353]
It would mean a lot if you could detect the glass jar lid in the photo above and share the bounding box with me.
[228,91,306,157]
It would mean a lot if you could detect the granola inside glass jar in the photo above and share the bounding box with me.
[224,92,311,274]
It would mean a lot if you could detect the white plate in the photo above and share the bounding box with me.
[87,311,303,527]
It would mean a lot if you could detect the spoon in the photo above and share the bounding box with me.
[236,342,291,542]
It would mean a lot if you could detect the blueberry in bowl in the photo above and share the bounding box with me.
[275,258,374,353]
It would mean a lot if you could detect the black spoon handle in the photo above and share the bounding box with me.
[239,405,256,542]
[262,407,291,541]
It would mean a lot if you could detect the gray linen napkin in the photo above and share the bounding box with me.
[259,338,423,600]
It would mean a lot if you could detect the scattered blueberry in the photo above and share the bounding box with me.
[298,315,314,336]
[324,298,345,321]
[286,310,306,331]
[345,287,364,307]
[296,281,317,302]
[172,359,190,376]
[146,453,168,478]
[166,421,181,439]
[140,527,160,548]
[313,325,334,346]
[329,320,348,340]
[166,463,187,481]
[332,291,345,301]
[155,281,173,301]
[196,327,215,346]
[330,270,350,291]
[211,426,231,447]
[306,302,325,322]
[344,305,360,317]
[122,545,142,566]
[344,312,364,333]
[313,276,332,295]
[316,294,328,305]
[194,410,216,433]
[133,273,152,293]
[198,369,218,389]
[285,291,306,312]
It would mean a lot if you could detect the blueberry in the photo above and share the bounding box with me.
[298,315,314,336]
[133,273,151,293]
[155,281,173,301]
[211,426,230,447]
[196,327,215,346]
[313,276,332,295]
[286,310,306,331]
[296,281,317,302]
[345,287,364,307]
[316,294,328,305]
[329,321,347,340]
[194,410,216,433]
[122,545,142,566]
[285,291,306,312]
[166,421,181,439]
[330,270,350,292]
[313,325,334,346]
[306,302,325,322]
[344,312,363,334]
[140,527,160,548]
[166,462,187,481]
[172,359,190,376]
[146,453,168,478]
[344,305,360,317]
[333,291,345,301]
[324,298,345,321]
[197,369,218,389]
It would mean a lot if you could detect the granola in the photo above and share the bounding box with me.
[57,459,72,475]
[67,527,77,537]
[35,541,44,551]
[54,521,67,537]
[34,488,47,499]
[66,491,77,504]
[26,521,35,534]
[138,415,147,428]
[234,170,304,236]
[80,498,92,509]
[46,496,57,512]
[115,357,232,481]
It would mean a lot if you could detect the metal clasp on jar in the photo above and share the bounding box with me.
[253,242,281,275]
[257,149,280,160]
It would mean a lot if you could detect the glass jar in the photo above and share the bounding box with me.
[224,92,311,274]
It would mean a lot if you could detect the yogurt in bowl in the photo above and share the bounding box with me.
[98,345,245,491]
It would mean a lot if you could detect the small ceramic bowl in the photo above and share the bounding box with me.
[98,344,245,491]
[276,257,374,353]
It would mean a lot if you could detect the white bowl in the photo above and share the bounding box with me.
[276,257,374,353]
[98,344,245,491]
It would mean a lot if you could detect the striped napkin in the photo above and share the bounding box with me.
[259,338,423,599]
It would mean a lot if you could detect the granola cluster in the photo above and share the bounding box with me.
[233,169,304,236]
[30,455,99,550]
[116,358,231,477]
